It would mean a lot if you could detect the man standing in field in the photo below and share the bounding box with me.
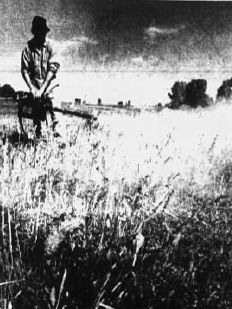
[21,16,60,137]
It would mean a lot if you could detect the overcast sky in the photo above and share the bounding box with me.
[1,0,232,71]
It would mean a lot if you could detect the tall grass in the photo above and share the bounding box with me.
[1,103,232,308]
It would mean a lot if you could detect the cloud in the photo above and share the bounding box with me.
[131,55,159,68]
[0,35,99,72]
[144,22,186,42]
[51,36,98,68]
[74,36,98,46]
[53,36,98,52]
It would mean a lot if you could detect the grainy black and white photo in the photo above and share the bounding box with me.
[1,0,232,308]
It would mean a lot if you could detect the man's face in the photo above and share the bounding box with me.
[34,31,47,46]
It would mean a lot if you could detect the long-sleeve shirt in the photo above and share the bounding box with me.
[21,39,60,89]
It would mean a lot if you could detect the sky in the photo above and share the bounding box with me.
[1,0,232,72]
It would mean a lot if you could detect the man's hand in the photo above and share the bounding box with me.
[30,86,38,98]
[34,87,45,99]
[30,86,45,99]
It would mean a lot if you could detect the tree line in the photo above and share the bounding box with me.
[0,78,232,106]
[0,84,15,98]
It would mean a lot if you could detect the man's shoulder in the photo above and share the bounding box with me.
[23,39,55,51]
[45,39,57,52]
[23,39,35,53]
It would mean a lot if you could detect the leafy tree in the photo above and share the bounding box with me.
[1,84,15,97]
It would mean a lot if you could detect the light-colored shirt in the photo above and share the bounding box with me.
[21,39,60,89]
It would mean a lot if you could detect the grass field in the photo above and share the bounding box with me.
[1,103,232,308]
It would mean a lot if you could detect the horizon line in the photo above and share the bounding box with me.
[0,69,232,74]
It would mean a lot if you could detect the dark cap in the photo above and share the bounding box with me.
[31,16,50,35]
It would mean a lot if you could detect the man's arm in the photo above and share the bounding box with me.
[36,71,55,97]
[21,71,37,97]
[36,44,60,97]
[21,47,38,97]
[42,40,60,95]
